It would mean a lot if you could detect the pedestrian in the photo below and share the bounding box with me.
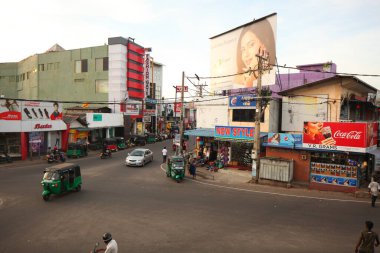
[189,162,196,179]
[355,221,379,253]
[368,178,380,207]
[102,232,118,253]
[162,146,168,163]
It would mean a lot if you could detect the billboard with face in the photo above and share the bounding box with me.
[210,13,277,92]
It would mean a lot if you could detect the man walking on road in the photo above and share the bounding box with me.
[162,147,168,163]
[368,178,380,207]
[355,221,379,253]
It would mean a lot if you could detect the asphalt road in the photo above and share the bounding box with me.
[0,139,379,253]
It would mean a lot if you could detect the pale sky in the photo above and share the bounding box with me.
[1,0,380,100]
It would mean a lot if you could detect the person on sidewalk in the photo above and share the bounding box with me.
[355,220,379,253]
[162,147,168,164]
[189,162,196,179]
[368,178,380,207]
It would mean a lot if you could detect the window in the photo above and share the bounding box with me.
[95,80,108,93]
[47,63,54,71]
[232,109,264,123]
[95,57,109,71]
[38,64,45,71]
[75,59,88,73]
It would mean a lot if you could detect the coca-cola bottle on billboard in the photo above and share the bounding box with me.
[320,126,336,146]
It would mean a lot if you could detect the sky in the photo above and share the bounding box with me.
[1,0,380,100]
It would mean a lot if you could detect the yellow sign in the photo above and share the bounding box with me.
[137,122,143,135]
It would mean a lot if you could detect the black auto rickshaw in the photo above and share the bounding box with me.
[66,143,87,158]
[130,135,146,146]
[41,163,82,201]
[114,137,126,150]
[166,155,185,183]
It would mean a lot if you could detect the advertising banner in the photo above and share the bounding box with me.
[0,99,63,121]
[214,125,254,140]
[210,13,277,92]
[174,102,182,113]
[124,104,139,116]
[229,95,256,107]
[144,54,150,98]
[267,133,302,147]
[302,122,377,153]
[143,109,156,116]
[310,162,358,187]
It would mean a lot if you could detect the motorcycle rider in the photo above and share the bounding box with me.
[102,232,118,253]
[102,144,111,158]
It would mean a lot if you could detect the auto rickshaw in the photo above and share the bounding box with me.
[166,155,185,183]
[103,138,118,152]
[130,135,146,146]
[114,137,126,150]
[41,163,82,201]
[66,143,87,158]
[145,133,156,144]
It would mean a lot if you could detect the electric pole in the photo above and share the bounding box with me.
[179,71,185,155]
[253,49,270,183]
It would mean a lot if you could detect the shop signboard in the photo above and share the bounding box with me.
[267,133,302,147]
[143,116,151,122]
[228,95,256,108]
[124,104,139,115]
[174,102,182,113]
[302,122,377,153]
[93,114,102,121]
[214,125,254,140]
[143,109,156,116]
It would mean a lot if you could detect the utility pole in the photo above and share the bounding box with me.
[179,71,185,155]
[253,49,270,183]
[173,86,177,123]
[194,76,208,98]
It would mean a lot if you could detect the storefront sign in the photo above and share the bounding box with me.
[93,114,102,121]
[228,95,256,107]
[176,86,188,92]
[143,109,156,116]
[144,54,150,97]
[267,133,302,147]
[214,126,255,140]
[174,102,182,113]
[143,116,151,122]
[302,122,378,153]
[145,98,157,104]
[34,123,52,129]
[124,104,139,115]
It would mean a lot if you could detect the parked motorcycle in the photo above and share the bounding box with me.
[100,149,112,159]
[0,152,12,163]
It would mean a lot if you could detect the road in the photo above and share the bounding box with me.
[0,139,378,253]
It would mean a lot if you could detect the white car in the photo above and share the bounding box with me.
[125,148,153,167]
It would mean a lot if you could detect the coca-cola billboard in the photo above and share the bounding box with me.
[302,122,378,153]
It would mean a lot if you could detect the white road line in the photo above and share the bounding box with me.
[160,164,368,204]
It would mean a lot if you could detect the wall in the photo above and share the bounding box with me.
[281,80,342,132]
[196,97,228,129]
[17,55,39,99]
[266,147,310,183]
[0,62,18,98]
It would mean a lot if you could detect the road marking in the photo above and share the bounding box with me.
[160,164,368,204]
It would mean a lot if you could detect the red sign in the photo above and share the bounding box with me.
[34,124,52,129]
[302,122,377,152]
[176,86,188,93]
[0,111,21,120]
[143,109,155,116]
[174,102,182,113]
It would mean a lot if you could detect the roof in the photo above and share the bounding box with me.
[278,75,377,95]
[45,163,78,171]
[210,13,277,39]
[184,128,214,137]
[45,43,65,53]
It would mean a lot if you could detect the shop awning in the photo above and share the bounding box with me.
[184,128,214,137]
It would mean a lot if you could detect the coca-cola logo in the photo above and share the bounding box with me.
[34,123,52,129]
[333,130,362,140]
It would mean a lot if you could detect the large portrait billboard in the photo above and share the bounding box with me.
[210,13,277,92]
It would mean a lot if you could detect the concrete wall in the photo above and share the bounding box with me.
[17,55,39,99]
[0,62,19,98]
[196,97,228,128]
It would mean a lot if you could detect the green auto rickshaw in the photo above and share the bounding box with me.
[114,137,126,150]
[66,143,87,158]
[41,163,82,201]
[145,133,156,144]
[166,155,185,183]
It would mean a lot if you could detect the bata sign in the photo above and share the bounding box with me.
[302,122,378,153]
[34,123,52,129]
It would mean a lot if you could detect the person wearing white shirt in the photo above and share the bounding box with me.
[162,147,168,163]
[368,179,380,207]
[103,233,118,253]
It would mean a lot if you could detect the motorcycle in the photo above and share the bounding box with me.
[0,152,12,163]
[100,149,112,159]
[47,151,66,163]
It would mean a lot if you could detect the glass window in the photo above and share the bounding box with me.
[38,64,45,71]
[43,172,60,180]
[103,57,109,71]
[81,59,88,72]
[232,109,264,123]
[130,150,144,156]
[95,80,108,93]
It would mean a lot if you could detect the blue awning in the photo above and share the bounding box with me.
[184,128,214,137]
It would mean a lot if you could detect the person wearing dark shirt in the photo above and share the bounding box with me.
[355,221,379,253]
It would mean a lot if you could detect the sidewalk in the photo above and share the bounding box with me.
[192,166,371,201]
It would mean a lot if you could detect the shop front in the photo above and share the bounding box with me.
[0,99,68,160]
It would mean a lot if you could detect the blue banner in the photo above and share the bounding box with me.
[214,126,254,140]
[229,95,256,107]
[267,133,302,147]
